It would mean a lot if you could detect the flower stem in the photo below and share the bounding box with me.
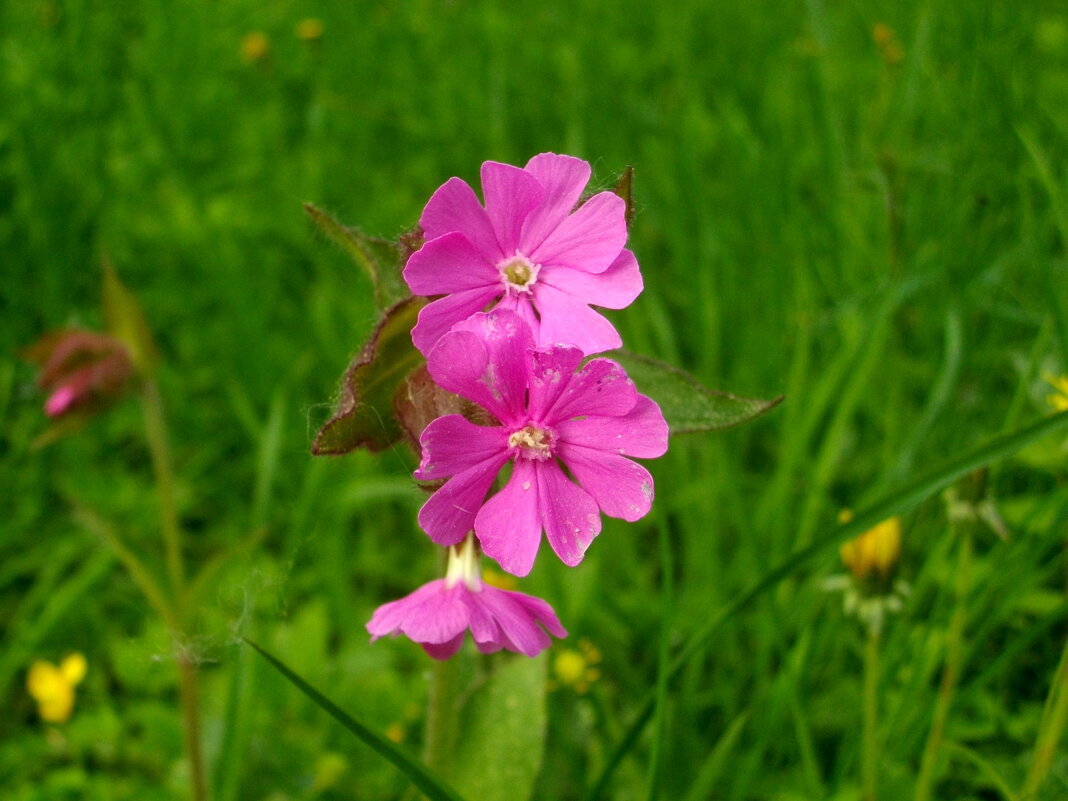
[179,651,209,801]
[914,528,972,801]
[424,651,464,775]
[1021,623,1068,799]
[141,378,208,801]
[141,379,185,595]
[862,626,881,801]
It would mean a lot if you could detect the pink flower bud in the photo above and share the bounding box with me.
[24,329,135,419]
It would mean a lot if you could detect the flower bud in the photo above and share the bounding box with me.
[25,329,134,419]
[839,516,902,589]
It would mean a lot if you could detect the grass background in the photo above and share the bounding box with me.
[3,0,1068,798]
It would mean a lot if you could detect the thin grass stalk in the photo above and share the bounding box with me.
[179,652,209,801]
[1020,627,1068,799]
[862,627,880,801]
[914,527,972,801]
[141,379,185,594]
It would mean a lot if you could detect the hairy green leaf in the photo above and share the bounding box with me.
[449,655,548,801]
[245,639,468,801]
[304,202,410,310]
[614,350,783,433]
[312,297,426,455]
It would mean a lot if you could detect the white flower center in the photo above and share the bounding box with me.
[508,424,555,461]
[444,533,482,591]
[498,253,540,294]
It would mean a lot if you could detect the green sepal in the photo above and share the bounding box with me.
[611,166,635,229]
[304,202,411,310]
[312,297,426,455]
[102,260,159,376]
[613,350,783,433]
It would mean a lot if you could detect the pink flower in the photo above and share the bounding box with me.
[367,536,567,659]
[415,309,668,576]
[403,153,643,357]
[23,330,134,419]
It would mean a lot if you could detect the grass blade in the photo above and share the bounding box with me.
[245,639,469,801]
[585,410,1068,801]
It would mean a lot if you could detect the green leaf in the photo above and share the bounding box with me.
[312,297,426,455]
[613,350,783,433]
[449,655,548,801]
[304,202,411,310]
[102,260,159,375]
[585,409,1068,801]
[244,639,468,801]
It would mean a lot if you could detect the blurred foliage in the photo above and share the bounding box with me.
[3,0,1068,799]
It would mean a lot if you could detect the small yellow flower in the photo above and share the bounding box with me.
[840,517,901,584]
[295,18,324,42]
[385,723,405,743]
[872,23,904,65]
[27,653,87,723]
[551,638,602,694]
[1044,373,1068,412]
[240,32,270,65]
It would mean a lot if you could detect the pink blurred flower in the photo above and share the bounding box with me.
[404,153,642,357]
[24,330,134,419]
[367,535,566,659]
[416,309,668,576]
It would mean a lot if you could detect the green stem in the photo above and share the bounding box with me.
[915,528,972,801]
[424,652,464,775]
[178,653,209,801]
[1021,628,1068,799]
[862,627,881,801]
[141,379,208,801]
[141,379,185,595]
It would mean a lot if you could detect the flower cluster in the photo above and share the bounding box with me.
[367,154,668,660]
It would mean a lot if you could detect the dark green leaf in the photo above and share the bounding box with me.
[304,202,411,310]
[614,350,783,433]
[312,297,426,455]
[585,409,1068,801]
[245,639,468,801]
[449,655,548,801]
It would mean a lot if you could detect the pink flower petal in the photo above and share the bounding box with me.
[480,161,544,255]
[510,592,568,638]
[418,454,508,546]
[427,316,531,422]
[404,232,499,296]
[541,356,637,423]
[533,283,623,354]
[539,248,643,310]
[557,443,655,522]
[423,634,466,660]
[520,153,592,253]
[529,191,627,273]
[45,385,77,417]
[416,415,509,481]
[366,580,468,644]
[556,395,669,458]
[536,460,601,567]
[412,286,500,357]
[420,176,502,261]
[526,346,585,421]
[476,587,553,657]
[476,460,543,577]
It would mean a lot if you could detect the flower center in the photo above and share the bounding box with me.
[498,253,540,293]
[508,423,555,461]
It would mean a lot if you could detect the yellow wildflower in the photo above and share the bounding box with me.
[551,638,602,694]
[240,32,270,65]
[840,517,902,584]
[295,18,324,42]
[481,567,518,592]
[1044,373,1068,412]
[27,653,87,723]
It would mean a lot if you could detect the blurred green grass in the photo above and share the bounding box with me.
[3,0,1068,799]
